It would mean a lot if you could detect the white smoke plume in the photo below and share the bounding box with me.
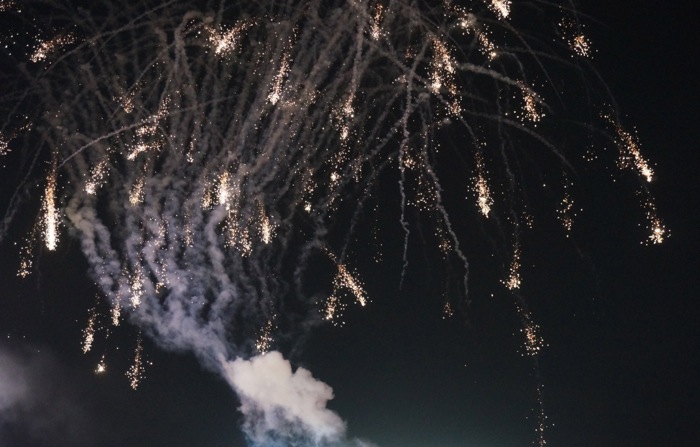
[222,351,347,446]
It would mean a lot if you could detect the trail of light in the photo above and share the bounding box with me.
[42,161,59,251]
[335,263,367,307]
[607,115,654,182]
[268,52,291,105]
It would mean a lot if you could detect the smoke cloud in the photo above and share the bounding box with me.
[221,351,347,446]
[0,344,93,446]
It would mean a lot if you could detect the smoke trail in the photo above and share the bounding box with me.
[0,0,665,445]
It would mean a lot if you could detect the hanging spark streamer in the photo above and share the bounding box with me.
[0,1,667,446]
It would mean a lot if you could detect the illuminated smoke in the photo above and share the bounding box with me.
[221,352,348,446]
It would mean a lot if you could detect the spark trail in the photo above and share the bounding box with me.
[0,0,666,445]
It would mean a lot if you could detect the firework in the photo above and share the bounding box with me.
[0,1,666,446]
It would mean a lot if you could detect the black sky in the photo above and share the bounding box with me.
[1,1,699,446]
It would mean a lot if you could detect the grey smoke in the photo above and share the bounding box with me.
[0,344,93,446]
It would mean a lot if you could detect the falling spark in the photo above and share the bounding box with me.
[111,299,121,327]
[571,34,592,58]
[17,238,34,278]
[128,175,145,206]
[259,205,276,244]
[473,147,493,217]
[557,176,575,235]
[42,161,60,251]
[206,22,249,56]
[268,52,291,105]
[0,135,8,157]
[520,84,544,123]
[369,3,385,40]
[560,19,593,58]
[129,266,144,308]
[217,171,232,209]
[95,355,107,374]
[442,301,454,319]
[255,318,275,354]
[522,319,544,356]
[126,335,147,390]
[85,159,109,195]
[118,90,136,113]
[487,0,511,20]
[455,10,499,60]
[322,294,346,326]
[29,33,76,63]
[504,245,522,290]
[606,115,654,182]
[334,263,368,307]
[82,307,97,354]
[643,197,668,245]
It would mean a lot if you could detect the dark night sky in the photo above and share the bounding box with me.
[1,1,699,446]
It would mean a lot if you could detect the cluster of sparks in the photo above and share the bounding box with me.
[205,22,249,56]
[455,8,499,60]
[429,37,461,115]
[603,113,667,243]
[369,3,385,40]
[29,33,75,63]
[560,19,593,58]
[0,135,8,157]
[255,318,275,354]
[473,146,493,217]
[322,257,368,325]
[558,175,576,236]
[519,83,544,124]
[486,0,511,20]
[608,115,655,183]
[504,245,522,290]
[41,161,59,251]
[0,0,16,12]
[126,335,147,390]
